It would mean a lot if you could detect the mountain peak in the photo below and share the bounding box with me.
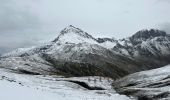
[53,25,96,43]
[59,25,84,34]
[130,29,167,40]
[62,25,78,32]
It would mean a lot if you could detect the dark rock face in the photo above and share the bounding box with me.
[97,38,117,43]
[130,29,167,42]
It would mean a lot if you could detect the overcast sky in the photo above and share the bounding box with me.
[0,0,170,54]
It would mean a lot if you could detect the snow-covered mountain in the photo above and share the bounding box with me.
[113,29,170,70]
[1,25,170,100]
[1,25,170,79]
[115,29,170,57]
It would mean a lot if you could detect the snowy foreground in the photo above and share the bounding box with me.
[0,69,132,100]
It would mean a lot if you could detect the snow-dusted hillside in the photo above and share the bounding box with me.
[0,68,132,100]
[113,64,170,100]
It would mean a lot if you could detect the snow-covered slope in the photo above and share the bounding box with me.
[0,68,132,100]
[52,25,117,49]
[53,25,98,44]
[113,64,170,100]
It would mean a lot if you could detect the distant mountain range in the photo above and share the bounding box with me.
[1,25,170,79]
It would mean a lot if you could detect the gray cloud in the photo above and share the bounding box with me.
[0,0,44,54]
[0,0,170,54]
[157,22,170,34]
[0,0,41,32]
